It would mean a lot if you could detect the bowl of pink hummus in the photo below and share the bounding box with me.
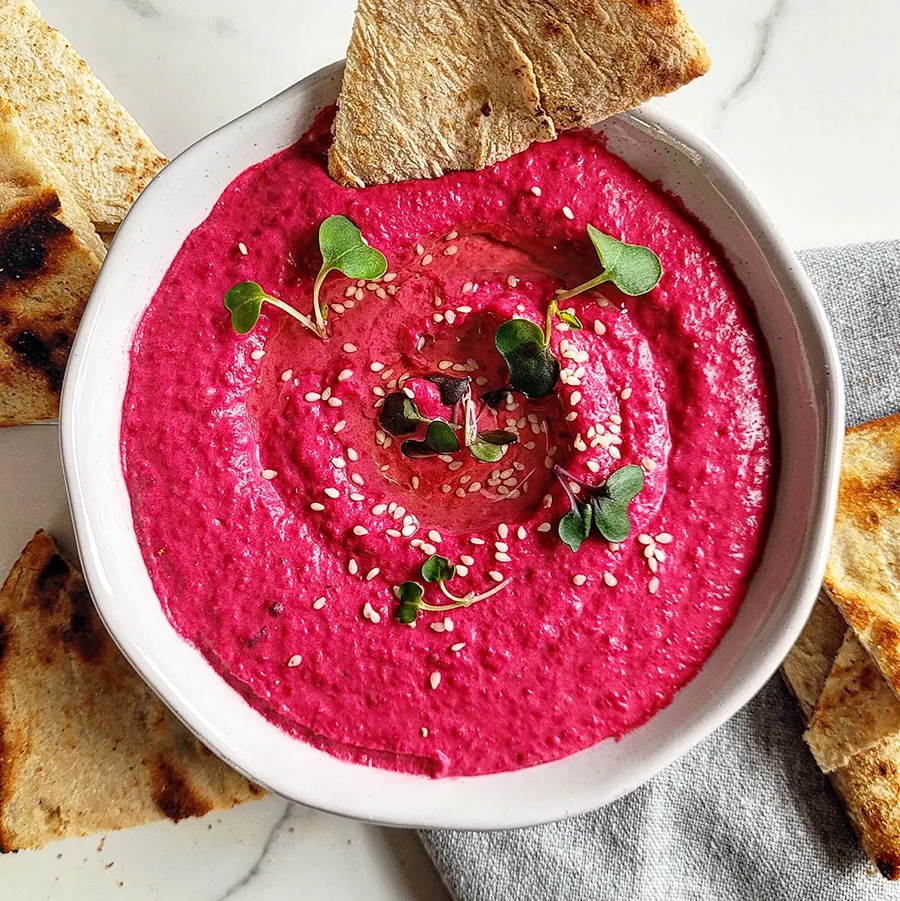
[60,61,843,828]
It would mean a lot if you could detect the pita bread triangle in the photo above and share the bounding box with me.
[0,531,263,851]
[824,413,900,703]
[0,102,103,427]
[329,0,710,186]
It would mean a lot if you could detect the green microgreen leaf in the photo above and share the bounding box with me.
[224,282,265,333]
[478,430,519,446]
[558,501,593,553]
[312,215,388,334]
[586,224,662,297]
[494,319,560,399]
[421,555,456,584]
[425,420,461,453]
[396,581,424,624]
[603,464,645,505]
[469,439,505,462]
[591,496,632,543]
[424,374,471,406]
[558,309,583,330]
[379,393,424,437]
[481,388,513,409]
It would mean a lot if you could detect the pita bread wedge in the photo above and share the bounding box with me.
[0,531,263,852]
[329,0,710,187]
[0,0,167,232]
[805,629,900,773]
[824,413,900,702]
[0,105,104,427]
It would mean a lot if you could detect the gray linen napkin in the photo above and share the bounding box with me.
[421,242,900,901]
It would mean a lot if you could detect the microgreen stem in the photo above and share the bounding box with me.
[439,578,512,607]
[554,271,612,304]
[265,296,319,334]
[311,268,329,336]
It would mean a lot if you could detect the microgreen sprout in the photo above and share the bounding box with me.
[394,556,511,624]
[223,215,386,338]
[494,318,560,399]
[554,463,645,552]
[554,224,661,304]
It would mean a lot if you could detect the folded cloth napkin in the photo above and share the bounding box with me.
[421,242,900,901]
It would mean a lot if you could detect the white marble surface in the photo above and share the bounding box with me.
[1,0,897,898]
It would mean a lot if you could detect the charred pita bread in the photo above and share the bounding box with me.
[805,629,900,773]
[0,105,103,427]
[329,0,710,187]
[0,531,263,852]
[0,0,167,232]
[824,414,900,702]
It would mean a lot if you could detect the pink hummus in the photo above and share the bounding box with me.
[121,111,776,778]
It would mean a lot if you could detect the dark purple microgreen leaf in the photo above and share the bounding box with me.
[423,373,471,406]
[603,464,645,505]
[421,555,456,584]
[481,388,513,409]
[400,439,436,459]
[469,439,504,463]
[396,581,424,624]
[478,430,519,446]
[379,392,424,436]
[494,319,560,399]
[224,282,266,334]
[558,501,593,553]
[591,496,632,543]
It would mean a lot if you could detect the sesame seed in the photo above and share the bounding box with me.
[348,559,359,575]
[430,672,441,690]
[431,622,446,633]
[495,552,512,563]
[456,564,469,576]
[445,245,458,256]
[603,572,618,587]
[458,305,472,313]
[445,230,459,241]
[334,420,347,433]
[350,492,365,501]
[572,574,587,587]
[421,727,429,737]
[656,533,674,544]
[321,387,332,401]
[566,411,578,422]
[648,578,660,595]
[537,523,552,533]
[384,272,397,283]
[332,457,346,469]
[562,205,575,219]
[448,461,464,472]
[649,557,659,573]
[638,533,653,545]
[507,275,519,288]
[347,448,359,462]
[261,469,277,480]
[441,485,452,494]
[460,555,475,566]
[454,488,465,498]
[517,526,526,540]
[462,281,474,293]
[355,288,364,301]
[287,654,302,667]
[570,391,582,406]
[620,387,633,400]
[593,320,607,336]
[332,303,346,315]
[470,537,486,545]
[310,502,325,512]
[451,642,466,653]
[328,397,343,407]
[250,349,265,360]
[445,310,457,325]
[353,525,368,536]
[366,567,380,580]
[654,548,666,563]
[345,286,356,297]
[422,254,433,266]
[488,571,505,583]
[530,186,542,196]
[323,487,341,500]
[416,243,424,255]
[642,457,657,472]
[313,597,326,609]
[387,529,402,538]
[420,542,437,556]
[586,460,600,473]
[609,446,622,460]
[338,368,353,381]
[428,530,442,543]
[412,476,420,490]
[433,313,444,323]
[343,343,358,353]
[370,362,385,372]
[498,523,509,539]
[373,386,386,397]
[495,541,509,552]
[304,392,321,402]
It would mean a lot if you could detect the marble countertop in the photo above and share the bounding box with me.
[1,1,897,897]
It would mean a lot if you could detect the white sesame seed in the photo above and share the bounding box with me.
[649,557,659,573]
[422,254,433,266]
[370,362,385,372]
[355,288,364,301]
[351,473,365,486]
[445,310,457,325]
[620,387,633,400]
[441,485,452,494]
[456,564,469,577]
[433,313,444,323]
[421,726,429,737]
[287,654,302,667]
[346,448,359,463]
[537,523,552,533]
[495,541,509,552]
[642,457,657,472]
[448,461,463,472]
[445,231,459,241]
[261,469,277,480]
[562,205,575,219]
[470,537,486,545]
[343,343,358,353]
[353,525,368,536]
[654,548,666,563]
[313,597,326,609]
[348,559,359,575]
[570,391,582,406]
[387,529,402,538]
[454,488,465,498]
[429,672,441,690]
[566,411,578,422]
[430,622,446,633]
[350,493,365,501]
[310,502,325,512]
[332,457,346,469]
[656,533,674,544]
[416,243,424,255]
[457,305,472,313]
[304,392,321,402]
[428,530,442,543]
[587,460,600,473]
[507,275,519,288]
[324,487,340,499]
[384,272,397,282]
[498,524,509,539]
[609,446,622,460]
[603,572,618,587]
[338,368,353,382]
[516,526,527,540]
[373,386,386,397]
[411,476,420,490]
[495,552,512,563]
[445,245,458,256]
[332,303,346,315]
[321,387,332,401]
[638,534,653,545]
[451,642,466,653]
[648,577,660,595]
[593,320,607,336]
[530,186,542,196]
[489,571,505,583]
[366,567,380,581]
[334,420,347,433]
[572,574,587,587]
[462,281,474,293]
[250,349,265,360]
[420,543,437,556]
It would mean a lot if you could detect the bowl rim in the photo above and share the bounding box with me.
[60,61,844,830]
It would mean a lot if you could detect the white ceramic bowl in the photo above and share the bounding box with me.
[60,61,844,830]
